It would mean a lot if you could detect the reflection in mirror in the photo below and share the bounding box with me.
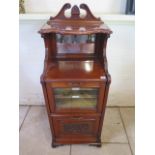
[84,61,93,72]
[58,61,94,72]
[56,34,95,54]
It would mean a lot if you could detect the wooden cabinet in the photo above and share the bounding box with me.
[38,3,112,147]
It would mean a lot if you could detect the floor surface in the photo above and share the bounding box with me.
[19,106,135,155]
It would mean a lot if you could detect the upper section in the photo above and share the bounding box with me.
[39,3,112,35]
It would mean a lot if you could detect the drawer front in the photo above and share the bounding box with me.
[51,115,100,141]
[51,81,100,88]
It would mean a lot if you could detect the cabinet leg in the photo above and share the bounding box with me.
[89,142,102,147]
[51,141,59,148]
[51,141,64,148]
[51,142,57,148]
[96,143,102,147]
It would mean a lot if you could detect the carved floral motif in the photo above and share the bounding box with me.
[63,123,91,134]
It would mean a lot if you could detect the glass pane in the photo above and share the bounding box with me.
[56,34,95,54]
[53,88,98,110]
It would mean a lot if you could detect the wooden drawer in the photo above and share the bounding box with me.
[50,81,101,88]
[51,114,100,143]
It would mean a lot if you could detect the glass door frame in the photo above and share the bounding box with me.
[46,81,105,114]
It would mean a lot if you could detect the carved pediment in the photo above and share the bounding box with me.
[48,3,101,22]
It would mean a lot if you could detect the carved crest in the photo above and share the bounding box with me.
[38,3,113,35]
[48,3,102,24]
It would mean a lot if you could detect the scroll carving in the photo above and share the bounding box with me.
[80,4,100,21]
[50,3,71,20]
[49,3,101,22]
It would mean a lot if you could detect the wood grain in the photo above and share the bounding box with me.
[39,3,112,147]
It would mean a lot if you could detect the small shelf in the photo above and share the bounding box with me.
[45,60,106,80]
[55,98,97,109]
[54,88,98,99]
[55,96,97,99]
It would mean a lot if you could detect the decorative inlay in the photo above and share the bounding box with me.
[63,123,91,134]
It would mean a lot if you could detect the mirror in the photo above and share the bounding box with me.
[56,34,95,54]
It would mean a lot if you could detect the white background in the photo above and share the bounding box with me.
[19,21,135,106]
[19,1,135,107]
[24,0,127,14]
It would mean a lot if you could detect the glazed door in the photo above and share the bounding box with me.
[46,81,105,113]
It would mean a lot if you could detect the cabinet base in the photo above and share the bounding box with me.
[51,141,102,148]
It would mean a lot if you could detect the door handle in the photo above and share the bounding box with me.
[70,116,83,120]
[68,82,80,87]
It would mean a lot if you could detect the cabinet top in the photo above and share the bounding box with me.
[38,3,112,35]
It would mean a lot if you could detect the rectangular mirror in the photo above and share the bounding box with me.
[56,34,95,54]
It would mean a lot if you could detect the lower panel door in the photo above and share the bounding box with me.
[51,115,100,144]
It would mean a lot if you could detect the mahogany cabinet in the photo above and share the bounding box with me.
[38,3,112,147]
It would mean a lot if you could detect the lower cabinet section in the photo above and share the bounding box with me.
[50,114,101,144]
